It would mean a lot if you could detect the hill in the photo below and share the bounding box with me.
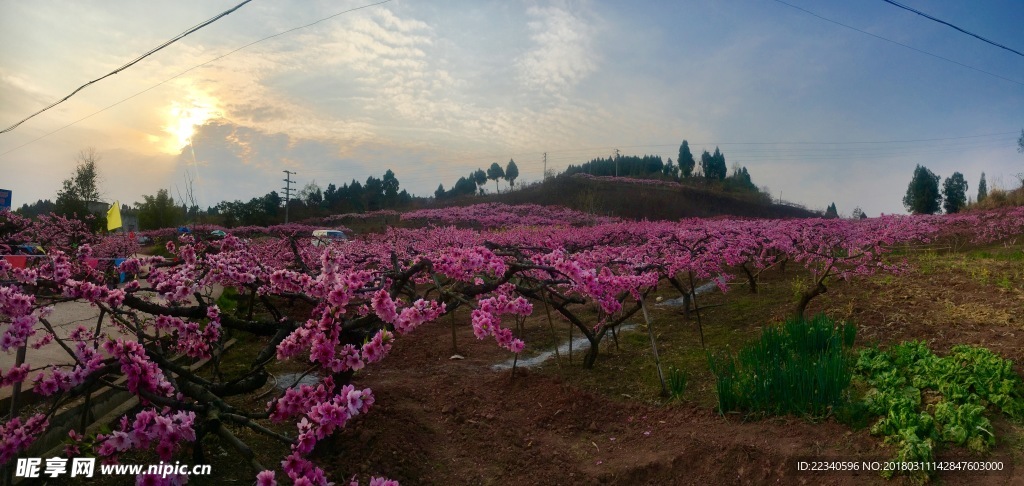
[433,174,819,220]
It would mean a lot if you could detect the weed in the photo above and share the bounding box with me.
[667,366,687,400]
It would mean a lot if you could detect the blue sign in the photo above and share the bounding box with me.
[0,189,10,211]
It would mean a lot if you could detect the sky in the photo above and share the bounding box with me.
[1,0,1022,216]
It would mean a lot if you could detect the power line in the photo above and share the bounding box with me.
[0,0,394,158]
[0,0,255,135]
[880,0,1024,59]
[771,0,1024,87]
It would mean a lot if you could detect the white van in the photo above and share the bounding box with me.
[311,229,349,247]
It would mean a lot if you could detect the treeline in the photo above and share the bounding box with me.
[16,160,417,229]
[904,166,987,215]
[211,169,413,227]
[561,141,759,194]
[435,160,519,199]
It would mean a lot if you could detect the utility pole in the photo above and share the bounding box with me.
[614,148,620,177]
[543,152,547,181]
[282,170,296,224]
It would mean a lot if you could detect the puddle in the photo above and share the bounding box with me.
[491,323,638,371]
[275,372,320,390]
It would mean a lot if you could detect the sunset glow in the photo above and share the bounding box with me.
[161,93,222,154]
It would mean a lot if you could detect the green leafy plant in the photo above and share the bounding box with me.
[854,341,1024,479]
[709,314,856,418]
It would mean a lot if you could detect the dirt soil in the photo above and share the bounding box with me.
[317,247,1024,486]
[318,322,1008,485]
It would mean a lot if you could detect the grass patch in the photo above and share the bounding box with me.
[708,314,856,418]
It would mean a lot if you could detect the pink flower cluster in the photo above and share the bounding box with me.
[61,279,127,307]
[0,414,49,464]
[31,338,104,396]
[152,310,222,359]
[265,384,375,485]
[0,284,38,351]
[94,408,196,461]
[471,286,531,353]
[372,290,446,334]
[402,202,618,229]
[103,339,176,399]
[293,384,374,454]
[0,363,29,386]
[430,246,507,282]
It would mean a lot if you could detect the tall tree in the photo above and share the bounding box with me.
[977,172,988,202]
[487,162,505,193]
[699,150,712,179]
[941,172,968,214]
[382,169,400,207]
[903,165,942,214]
[434,184,445,199]
[700,147,727,180]
[1018,128,1024,153]
[678,140,695,178]
[504,159,519,191]
[55,148,104,231]
[135,189,185,230]
[711,147,727,180]
[824,203,839,219]
[299,182,323,208]
[473,169,487,193]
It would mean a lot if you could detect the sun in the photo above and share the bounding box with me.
[160,93,222,154]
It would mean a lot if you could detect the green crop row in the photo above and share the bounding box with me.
[709,314,856,418]
[855,341,1024,479]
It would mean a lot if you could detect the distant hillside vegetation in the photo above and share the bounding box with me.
[431,174,819,220]
[971,185,1024,211]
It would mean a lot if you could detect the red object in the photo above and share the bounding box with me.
[3,255,27,269]
[129,231,136,240]
[85,258,100,269]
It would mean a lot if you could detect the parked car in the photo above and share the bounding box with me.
[210,230,228,239]
[311,229,349,247]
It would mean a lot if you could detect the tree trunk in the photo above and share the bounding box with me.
[795,282,827,320]
[741,263,757,293]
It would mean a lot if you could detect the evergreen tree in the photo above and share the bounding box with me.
[851,207,867,219]
[473,169,487,192]
[699,150,712,179]
[382,169,400,207]
[505,159,519,190]
[678,140,695,178]
[487,162,505,193]
[824,203,839,219]
[453,176,476,196]
[712,147,727,180]
[700,147,727,180]
[903,165,942,214]
[941,172,968,214]
[435,184,445,199]
[977,172,988,202]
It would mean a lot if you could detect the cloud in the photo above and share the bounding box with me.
[516,4,599,95]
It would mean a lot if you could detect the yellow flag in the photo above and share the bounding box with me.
[107,201,122,231]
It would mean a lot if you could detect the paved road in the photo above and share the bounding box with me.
[1,281,224,402]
